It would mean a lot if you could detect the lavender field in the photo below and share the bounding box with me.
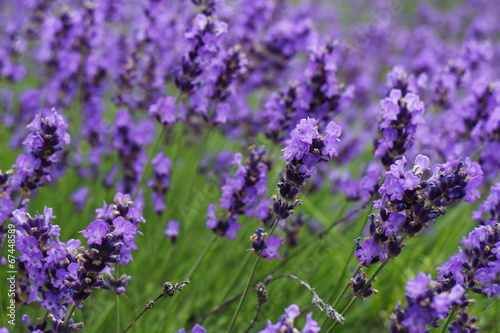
[0,0,499,332]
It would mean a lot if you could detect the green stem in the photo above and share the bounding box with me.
[440,307,456,333]
[325,259,390,333]
[227,255,261,333]
[115,266,120,333]
[332,264,361,309]
[63,303,76,331]
[325,296,356,333]
[227,218,279,332]
[163,234,218,319]
[186,233,218,280]
[197,204,367,324]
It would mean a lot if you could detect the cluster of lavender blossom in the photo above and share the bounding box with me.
[391,183,500,332]
[1,0,500,331]
[10,192,144,332]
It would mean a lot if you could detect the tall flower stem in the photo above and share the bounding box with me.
[198,205,366,323]
[163,233,218,319]
[321,203,373,328]
[325,259,390,333]
[332,263,362,310]
[440,307,457,333]
[227,218,279,332]
[115,266,120,333]
[62,303,76,331]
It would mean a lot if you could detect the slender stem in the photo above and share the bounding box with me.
[163,234,218,319]
[440,307,456,333]
[325,259,390,333]
[123,280,190,333]
[227,255,261,333]
[198,205,366,323]
[325,297,356,333]
[186,233,217,279]
[332,264,361,309]
[227,218,279,332]
[115,266,120,333]
[63,303,76,331]
[329,202,373,308]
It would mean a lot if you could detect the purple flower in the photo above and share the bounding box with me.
[405,272,431,299]
[70,186,89,211]
[191,323,206,333]
[261,236,283,261]
[382,213,406,237]
[82,220,110,246]
[207,147,269,240]
[258,304,320,333]
[149,96,179,126]
[355,238,382,266]
[164,220,180,242]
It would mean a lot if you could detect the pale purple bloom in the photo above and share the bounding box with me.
[70,186,89,211]
[262,236,283,261]
[82,220,110,245]
[165,220,180,241]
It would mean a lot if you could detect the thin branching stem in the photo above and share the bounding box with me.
[123,280,190,333]
[325,258,390,333]
[199,204,366,323]
[227,218,279,332]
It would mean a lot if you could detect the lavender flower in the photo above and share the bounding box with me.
[9,108,70,196]
[206,146,270,240]
[70,186,89,212]
[350,269,379,300]
[165,220,180,242]
[112,110,155,195]
[261,236,283,261]
[391,222,499,332]
[473,182,500,226]
[259,304,320,333]
[356,155,483,266]
[149,96,185,127]
[274,118,341,221]
[374,86,425,168]
[12,208,79,313]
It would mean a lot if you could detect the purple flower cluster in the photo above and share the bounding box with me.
[391,222,500,332]
[149,96,186,127]
[165,220,180,242]
[23,310,83,333]
[258,304,320,333]
[473,182,500,226]
[206,146,270,240]
[9,108,70,196]
[148,152,172,215]
[274,118,341,220]
[13,208,79,312]
[93,193,145,266]
[375,69,426,168]
[355,155,483,266]
[262,41,352,142]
